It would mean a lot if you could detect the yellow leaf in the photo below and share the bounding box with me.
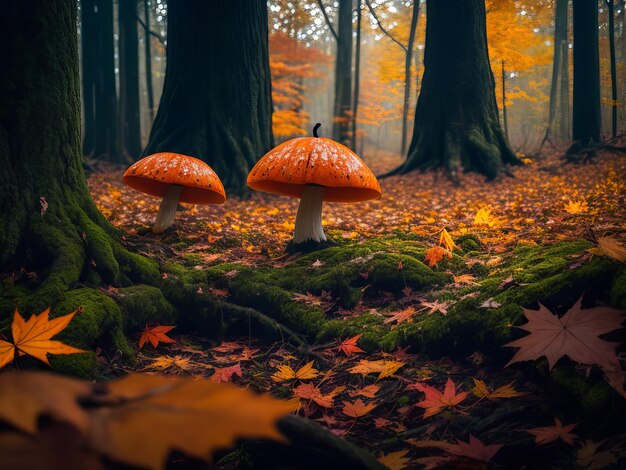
[341,399,377,418]
[378,449,411,470]
[10,308,86,366]
[564,200,588,215]
[471,379,527,399]
[271,360,319,382]
[439,228,460,252]
[589,236,626,262]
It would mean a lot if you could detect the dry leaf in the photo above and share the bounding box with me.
[341,399,377,419]
[139,325,176,349]
[410,378,468,418]
[336,334,365,357]
[471,379,526,399]
[271,360,319,382]
[526,418,578,445]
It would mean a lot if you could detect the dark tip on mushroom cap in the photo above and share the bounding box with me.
[313,123,322,138]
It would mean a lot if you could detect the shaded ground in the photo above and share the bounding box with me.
[81,146,626,468]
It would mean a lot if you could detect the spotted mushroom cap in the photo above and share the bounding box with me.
[247,137,381,202]
[123,152,226,204]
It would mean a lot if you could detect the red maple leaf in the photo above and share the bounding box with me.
[138,325,176,349]
[210,363,242,383]
[410,378,468,418]
[336,334,365,357]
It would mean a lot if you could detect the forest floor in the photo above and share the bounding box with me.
[87,147,626,469]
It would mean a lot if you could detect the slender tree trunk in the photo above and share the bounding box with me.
[547,0,569,141]
[119,0,142,159]
[91,0,120,161]
[387,0,518,180]
[81,0,97,156]
[501,60,508,140]
[559,39,570,140]
[142,0,273,195]
[401,1,420,156]
[571,0,601,148]
[606,0,618,139]
[332,0,353,146]
[143,0,155,122]
[0,0,157,309]
[351,2,361,151]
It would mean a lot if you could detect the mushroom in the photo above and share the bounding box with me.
[247,123,381,244]
[123,152,226,233]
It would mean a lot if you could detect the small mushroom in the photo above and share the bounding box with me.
[247,123,381,244]
[123,152,226,233]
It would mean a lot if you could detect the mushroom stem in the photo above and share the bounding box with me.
[153,184,184,234]
[293,185,327,243]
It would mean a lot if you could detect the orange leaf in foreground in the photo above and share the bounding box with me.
[341,399,377,419]
[10,307,86,366]
[139,325,176,349]
[526,418,578,446]
[410,378,468,418]
[504,298,625,371]
[444,434,502,463]
[336,334,365,357]
[0,339,14,369]
[424,246,451,267]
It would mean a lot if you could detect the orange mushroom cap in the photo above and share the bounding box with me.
[247,136,381,203]
[123,152,226,205]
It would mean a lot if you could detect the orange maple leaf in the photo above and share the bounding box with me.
[271,360,318,382]
[336,334,365,357]
[292,383,334,408]
[424,246,452,267]
[526,418,578,445]
[341,399,377,419]
[410,378,468,418]
[444,434,503,462]
[505,298,625,371]
[471,379,527,400]
[139,325,176,349]
[3,307,86,367]
[349,359,405,380]
[384,306,418,329]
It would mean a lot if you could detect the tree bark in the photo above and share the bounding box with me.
[119,0,142,159]
[501,60,508,140]
[0,0,156,309]
[387,0,518,180]
[332,0,353,147]
[571,0,601,148]
[142,0,274,195]
[81,0,97,156]
[401,0,420,156]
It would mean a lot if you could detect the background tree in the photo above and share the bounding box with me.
[0,0,157,310]
[546,0,570,142]
[81,0,119,162]
[331,0,354,146]
[570,0,601,152]
[387,0,519,180]
[142,0,274,194]
[118,0,142,159]
[605,0,618,139]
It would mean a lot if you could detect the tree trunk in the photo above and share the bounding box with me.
[558,38,570,140]
[501,60,509,140]
[606,0,618,140]
[350,2,361,151]
[332,0,353,146]
[82,0,120,162]
[388,0,518,180]
[571,0,601,148]
[0,0,156,309]
[119,0,142,159]
[143,0,155,122]
[547,0,569,141]
[401,0,420,156]
[142,0,274,195]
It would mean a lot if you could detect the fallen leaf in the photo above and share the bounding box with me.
[341,399,377,419]
[410,378,468,418]
[271,360,319,382]
[424,246,451,267]
[144,355,193,372]
[480,298,501,309]
[336,334,365,357]
[378,449,411,470]
[471,379,526,399]
[292,383,334,408]
[139,325,176,349]
[349,359,405,380]
[210,363,242,383]
[439,228,460,252]
[384,307,418,329]
[444,434,502,462]
[588,236,626,262]
[526,418,578,445]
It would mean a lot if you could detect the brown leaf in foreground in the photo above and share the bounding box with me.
[0,372,292,470]
[504,298,625,371]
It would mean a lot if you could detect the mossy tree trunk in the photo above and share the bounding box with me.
[570,0,601,149]
[142,0,274,195]
[81,0,121,162]
[0,0,157,310]
[118,0,142,160]
[332,0,353,147]
[387,0,519,180]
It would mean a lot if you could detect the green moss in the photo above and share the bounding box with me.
[116,284,178,332]
[610,268,626,310]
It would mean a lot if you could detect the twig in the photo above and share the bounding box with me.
[364,0,407,52]
[315,0,339,41]
[135,13,165,45]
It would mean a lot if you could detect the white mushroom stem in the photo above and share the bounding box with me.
[293,185,327,243]
[153,184,184,234]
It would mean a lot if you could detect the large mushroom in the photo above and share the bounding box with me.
[123,152,226,233]
[247,124,381,245]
